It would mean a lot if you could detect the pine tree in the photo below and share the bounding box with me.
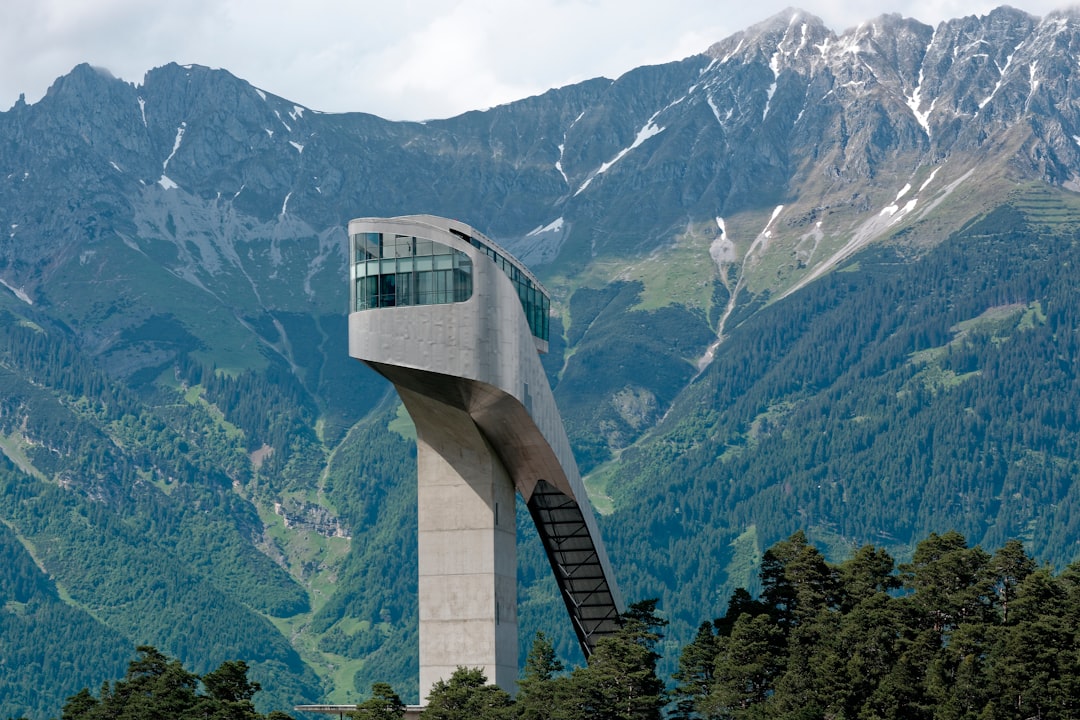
[352,682,406,720]
[201,660,262,720]
[516,632,565,720]
[562,600,667,720]
[759,531,839,630]
[899,531,993,633]
[60,647,293,720]
[420,667,513,720]
[670,622,719,720]
[700,613,784,720]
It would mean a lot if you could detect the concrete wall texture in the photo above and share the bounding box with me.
[347,215,621,702]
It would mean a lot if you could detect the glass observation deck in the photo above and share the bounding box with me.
[350,228,550,343]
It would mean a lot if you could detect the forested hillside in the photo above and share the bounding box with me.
[599,187,1080,662]
[52,532,1080,720]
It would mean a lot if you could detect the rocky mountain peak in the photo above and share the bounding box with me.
[3,6,1080,308]
[704,8,831,68]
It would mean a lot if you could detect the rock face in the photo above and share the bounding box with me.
[3,9,1080,337]
[0,15,1073,253]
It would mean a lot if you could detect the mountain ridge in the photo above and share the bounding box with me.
[3,5,1080,716]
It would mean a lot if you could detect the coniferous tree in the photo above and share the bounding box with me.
[516,632,565,720]
[420,667,513,720]
[899,531,993,633]
[670,622,719,720]
[60,647,292,720]
[351,682,406,720]
[759,531,839,630]
[838,544,900,611]
[201,660,262,720]
[700,613,783,720]
[987,539,1036,625]
[562,600,668,720]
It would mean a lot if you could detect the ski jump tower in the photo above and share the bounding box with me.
[347,215,622,700]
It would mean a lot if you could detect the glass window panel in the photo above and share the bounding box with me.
[397,273,412,306]
[365,233,381,260]
[432,240,453,255]
[453,268,472,302]
[389,234,408,255]
[354,233,379,261]
[363,276,378,310]
[380,274,396,307]
[366,260,380,277]
[436,270,449,303]
[418,271,434,304]
[415,237,433,256]
[381,258,398,274]
[415,255,433,272]
[434,254,453,271]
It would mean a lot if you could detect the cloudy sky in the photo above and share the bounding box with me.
[0,0,1072,121]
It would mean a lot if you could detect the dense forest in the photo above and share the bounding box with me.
[598,190,1080,665]
[37,530,1080,720]
[6,187,1080,714]
[53,647,294,720]
[417,530,1080,720]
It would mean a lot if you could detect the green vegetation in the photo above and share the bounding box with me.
[54,531,1080,720]
[60,646,294,720]
[556,280,713,473]
[587,193,1080,677]
[672,531,1080,720]
[5,180,1080,720]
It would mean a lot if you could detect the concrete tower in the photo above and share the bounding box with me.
[347,215,622,701]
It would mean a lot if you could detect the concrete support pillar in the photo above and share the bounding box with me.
[401,388,518,702]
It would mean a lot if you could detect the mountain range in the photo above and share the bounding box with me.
[3,5,1080,716]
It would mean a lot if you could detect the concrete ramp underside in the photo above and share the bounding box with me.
[373,361,621,659]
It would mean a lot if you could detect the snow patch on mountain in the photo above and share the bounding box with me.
[528,217,564,237]
[163,123,186,172]
[575,113,666,195]
[782,167,967,301]
[274,110,292,132]
[906,67,935,137]
[979,44,1021,110]
[709,217,735,264]
[0,277,32,305]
